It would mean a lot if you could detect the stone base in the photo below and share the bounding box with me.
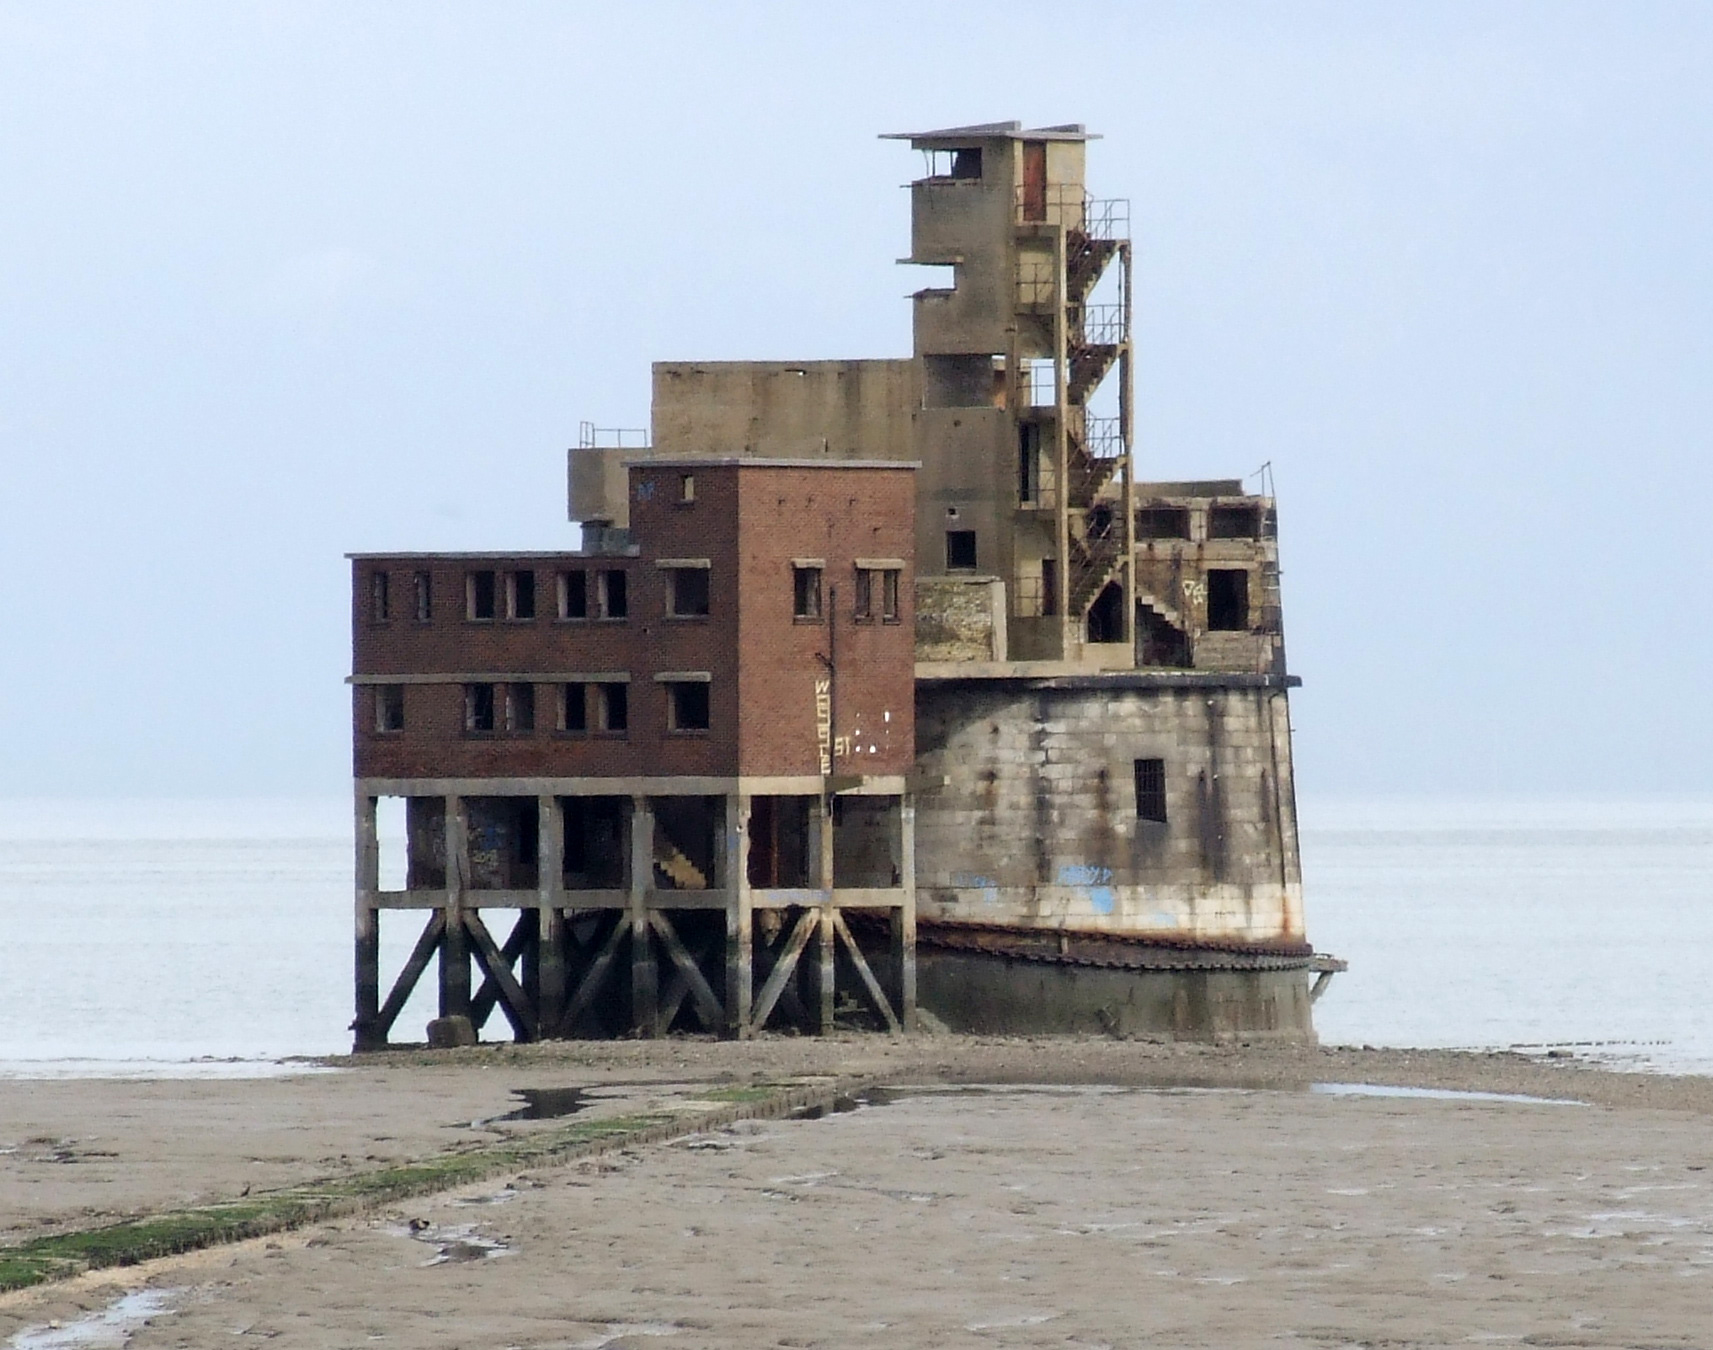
[917,950,1317,1041]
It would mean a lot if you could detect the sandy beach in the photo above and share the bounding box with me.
[4,1038,1713,1347]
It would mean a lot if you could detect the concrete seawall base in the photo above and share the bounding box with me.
[918,950,1317,1041]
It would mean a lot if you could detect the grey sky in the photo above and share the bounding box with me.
[2,2,1708,799]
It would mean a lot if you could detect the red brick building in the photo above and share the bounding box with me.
[351,459,917,1047]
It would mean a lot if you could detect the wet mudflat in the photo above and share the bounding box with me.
[7,1059,1713,1348]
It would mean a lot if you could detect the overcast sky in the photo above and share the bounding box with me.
[2,1,1708,801]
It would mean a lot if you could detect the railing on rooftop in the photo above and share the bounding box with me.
[577,421,650,450]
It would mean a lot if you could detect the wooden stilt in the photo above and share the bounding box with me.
[440,794,471,1019]
[650,912,724,1031]
[537,793,565,1037]
[629,795,657,1034]
[353,793,381,1050]
[725,792,752,1038]
[815,795,836,1032]
[470,910,535,1034]
[562,913,627,1031]
[896,793,917,1029]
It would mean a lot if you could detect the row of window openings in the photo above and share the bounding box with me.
[373,681,708,736]
[371,566,902,626]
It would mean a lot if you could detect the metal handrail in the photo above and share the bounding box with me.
[577,421,650,450]
[1074,303,1126,346]
[1081,414,1123,460]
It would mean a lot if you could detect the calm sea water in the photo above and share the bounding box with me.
[1,797,1709,1075]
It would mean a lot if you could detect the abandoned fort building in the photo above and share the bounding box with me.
[350,121,1341,1050]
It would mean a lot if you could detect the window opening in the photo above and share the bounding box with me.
[596,682,628,732]
[464,683,496,733]
[1018,422,1041,503]
[854,568,873,622]
[374,685,404,733]
[679,473,695,503]
[560,682,588,733]
[946,530,978,570]
[467,570,496,621]
[1136,507,1191,541]
[506,570,536,620]
[1207,569,1250,631]
[1021,141,1047,221]
[1138,605,1190,668]
[413,570,432,622]
[666,567,710,618]
[559,570,588,620]
[370,571,390,622]
[1135,758,1167,823]
[793,566,822,620]
[1209,505,1261,540]
[1041,558,1058,616]
[505,683,535,733]
[599,569,627,619]
[881,569,900,623]
[666,681,711,732]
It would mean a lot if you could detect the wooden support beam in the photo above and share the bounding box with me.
[537,793,565,1036]
[832,911,900,1033]
[376,911,445,1039]
[353,794,381,1050]
[725,792,752,1038]
[629,796,657,1034]
[465,910,537,1040]
[749,909,817,1034]
[649,912,724,1032]
[440,795,471,1019]
[469,910,536,1037]
[896,794,917,1028]
[560,913,628,1033]
[815,796,836,1033]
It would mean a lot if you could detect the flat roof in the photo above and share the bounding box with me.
[880,121,1095,144]
[632,457,918,471]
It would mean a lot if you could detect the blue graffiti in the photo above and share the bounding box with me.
[1056,864,1113,887]
[1089,886,1115,915]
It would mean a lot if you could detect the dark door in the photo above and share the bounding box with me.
[1022,141,1047,221]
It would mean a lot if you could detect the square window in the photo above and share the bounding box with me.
[596,682,628,732]
[945,530,977,570]
[506,570,536,620]
[793,566,822,620]
[467,570,496,621]
[666,681,710,732]
[599,569,628,619]
[666,567,710,618]
[374,685,404,733]
[1135,758,1167,823]
[1207,569,1250,631]
[560,682,588,732]
[412,570,432,622]
[464,683,496,733]
[559,570,588,620]
[505,683,535,732]
[370,571,390,623]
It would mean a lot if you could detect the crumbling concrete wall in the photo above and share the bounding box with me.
[915,576,1007,662]
[913,676,1303,942]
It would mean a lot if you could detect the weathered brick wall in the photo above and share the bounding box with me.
[913,678,1304,942]
[352,460,916,784]
[915,576,1002,662]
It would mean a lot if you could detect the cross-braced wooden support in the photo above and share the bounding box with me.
[353,785,916,1049]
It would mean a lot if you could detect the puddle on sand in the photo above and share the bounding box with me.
[386,1220,512,1266]
[1311,1083,1583,1106]
[495,1086,591,1121]
[8,1289,179,1349]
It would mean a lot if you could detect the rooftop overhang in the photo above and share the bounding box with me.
[880,121,1096,148]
